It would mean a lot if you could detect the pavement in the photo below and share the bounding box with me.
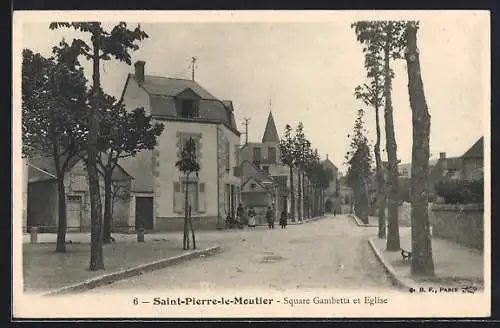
[83,214,396,293]
[370,228,484,291]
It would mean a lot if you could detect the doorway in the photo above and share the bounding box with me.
[135,196,154,230]
[66,195,82,231]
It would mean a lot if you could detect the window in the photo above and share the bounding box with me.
[180,99,199,118]
[173,181,199,212]
[268,147,277,163]
[262,165,270,174]
[225,139,230,170]
[253,147,262,163]
[250,183,257,190]
[234,145,240,166]
[177,136,201,163]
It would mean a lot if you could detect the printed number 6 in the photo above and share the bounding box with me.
[133,297,138,305]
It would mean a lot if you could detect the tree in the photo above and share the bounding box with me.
[301,140,312,218]
[89,94,163,243]
[345,109,373,224]
[22,49,88,253]
[352,20,407,250]
[293,122,308,221]
[405,21,435,276]
[175,137,200,250]
[49,22,149,271]
[279,124,296,221]
[354,49,387,238]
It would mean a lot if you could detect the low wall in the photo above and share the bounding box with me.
[430,203,484,250]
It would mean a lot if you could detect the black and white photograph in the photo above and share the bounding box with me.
[12,10,490,318]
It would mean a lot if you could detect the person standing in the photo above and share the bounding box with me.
[266,206,275,229]
[279,210,288,229]
[236,203,245,227]
[247,206,256,228]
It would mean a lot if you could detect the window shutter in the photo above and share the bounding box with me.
[173,182,184,213]
[198,182,206,212]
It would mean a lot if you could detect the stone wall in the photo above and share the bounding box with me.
[429,203,484,250]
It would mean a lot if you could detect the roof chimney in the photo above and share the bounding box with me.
[134,61,145,83]
[439,152,446,160]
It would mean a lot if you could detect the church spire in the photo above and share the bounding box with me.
[262,111,280,143]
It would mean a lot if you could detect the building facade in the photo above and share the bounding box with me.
[26,154,131,232]
[119,61,241,231]
[239,111,301,221]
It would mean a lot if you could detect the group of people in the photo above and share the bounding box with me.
[230,204,289,229]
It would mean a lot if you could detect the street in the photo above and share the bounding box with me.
[85,215,395,293]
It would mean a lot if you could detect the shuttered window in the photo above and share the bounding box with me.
[198,182,206,212]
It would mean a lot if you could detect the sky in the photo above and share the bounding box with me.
[15,11,489,173]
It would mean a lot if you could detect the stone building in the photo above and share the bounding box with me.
[118,61,241,231]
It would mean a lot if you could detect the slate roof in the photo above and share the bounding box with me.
[27,153,132,183]
[261,111,280,143]
[462,137,483,159]
[125,74,240,135]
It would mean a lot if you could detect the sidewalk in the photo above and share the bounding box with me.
[23,237,218,294]
[369,228,484,290]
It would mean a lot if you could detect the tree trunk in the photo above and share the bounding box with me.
[374,75,387,239]
[383,25,401,251]
[289,165,295,222]
[355,180,369,224]
[406,22,435,276]
[89,43,104,271]
[303,173,308,218]
[183,176,189,250]
[53,142,67,253]
[102,171,113,243]
[55,174,67,253]
[297,169,302,221]
[188,205,196,249]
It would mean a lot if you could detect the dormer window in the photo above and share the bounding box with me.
[180,99,199,118]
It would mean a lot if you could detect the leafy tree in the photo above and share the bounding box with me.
[301,139,312,218]
[80,94,164,243]
[354,48,386,238]
[304,145,319,217]
[175,137,200,250]
[49,22,148,270]
[345,109,373,224]
[352,20,407,250]
[279,124,296,221]
[405,21,435,276]
[293,122,308,221]
[22,49,87,253]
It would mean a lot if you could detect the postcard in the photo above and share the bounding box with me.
[12,10,490,318]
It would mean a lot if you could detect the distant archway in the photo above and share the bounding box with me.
[325,199,334,213]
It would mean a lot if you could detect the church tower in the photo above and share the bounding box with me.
[261,111,280,143]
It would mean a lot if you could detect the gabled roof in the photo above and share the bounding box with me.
[240,160,274,182]
[27,152,133,184]
[261,111,280,143]
[321,158,338,171]
[135,75,217,100]
[443,157,462,170]
[462,137,483,159]
[122,74,240,135]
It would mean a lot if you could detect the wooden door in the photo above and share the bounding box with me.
[66,195,82,231]
[135,197,154,230]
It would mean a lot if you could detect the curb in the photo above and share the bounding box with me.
[42,245,221,297]
[350,214,378,227]
[367,238,414,291]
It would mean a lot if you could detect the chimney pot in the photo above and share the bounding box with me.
[134,61,145,83]
[439,152,446,159]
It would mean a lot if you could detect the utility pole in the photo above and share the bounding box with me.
[190,56,197,81]
[242,117,250,145]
